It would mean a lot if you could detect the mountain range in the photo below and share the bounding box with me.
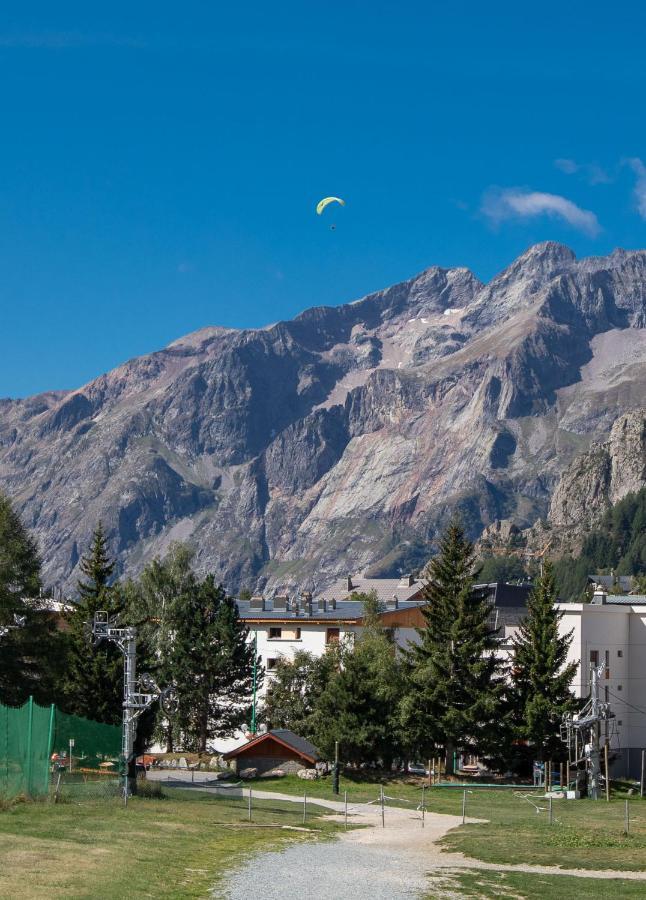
[2,241,646,595]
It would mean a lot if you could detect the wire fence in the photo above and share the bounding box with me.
[1,697,121,802]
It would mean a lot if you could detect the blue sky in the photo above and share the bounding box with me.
[2,1,646,396]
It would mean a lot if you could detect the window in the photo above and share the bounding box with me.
[618,684,623,691]
[295,627,301,640]
[605,650,610,678]
[590,650,599,666]
[269,627,282,640]
[618,650,624,658]
[267,657,278,671]
[326,628,340,644]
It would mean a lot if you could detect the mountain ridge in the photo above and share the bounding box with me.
[2,241,646,594]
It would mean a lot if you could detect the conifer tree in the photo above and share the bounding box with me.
[509,560,577,761]
[61,523,123,725]
[123,543,196,752]
[0,492,62,705]
[170,575,256,752]
[312,591,404,766]
[260,649,338,739]
[401,523,504,773]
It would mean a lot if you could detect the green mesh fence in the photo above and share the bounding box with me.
[0,698,121,800]
[0,698,53,799]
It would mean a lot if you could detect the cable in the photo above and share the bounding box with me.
[607,689,646,718]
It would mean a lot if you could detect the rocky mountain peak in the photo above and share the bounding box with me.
[1,244,646,595]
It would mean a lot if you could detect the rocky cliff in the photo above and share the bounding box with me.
[2,242,646,593]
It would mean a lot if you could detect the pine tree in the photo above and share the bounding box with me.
[401,523,504,773]
[61,523,123,725]
[123,543,196,752]
[170,575,256,752]
[260,649,337,739]
[0,493,62,705]
[510,560,577,762]
[312,591,404,766]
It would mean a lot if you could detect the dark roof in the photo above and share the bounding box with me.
[223,729,320,762]
[473,582,534,607]
[588,574,635,592]
[235,599,424,622]
[604,595,646,605]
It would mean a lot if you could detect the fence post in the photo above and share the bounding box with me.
[381,786,385,828]
[625,799,630,835]
[46,704,55,799]
[605,743,610,802]
[303,791,307,825]
[248,787,252,822]
[344,790,348,829]
[549,796,553,825]
[462,789,467,825]
[641,750,645,799]
[25,696,34,798]
[421,784,426,828]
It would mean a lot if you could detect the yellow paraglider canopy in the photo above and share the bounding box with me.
[316,196,345,215]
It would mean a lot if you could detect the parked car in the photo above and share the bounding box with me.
[407,762,428,776]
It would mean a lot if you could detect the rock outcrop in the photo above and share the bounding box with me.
[2,242,646,593]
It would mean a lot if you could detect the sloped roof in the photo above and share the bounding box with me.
[589,574,635,592]
[316,574,424,605]
[223,729,320,762]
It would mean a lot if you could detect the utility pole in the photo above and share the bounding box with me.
[251,631,257,735]
[90,612,178,803]
[561,662,613,800]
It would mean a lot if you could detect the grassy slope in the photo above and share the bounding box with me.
[0,788,340,900]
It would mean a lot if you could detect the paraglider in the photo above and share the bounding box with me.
[316,196,345,229]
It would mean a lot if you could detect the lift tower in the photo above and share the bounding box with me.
[561,662,614,799]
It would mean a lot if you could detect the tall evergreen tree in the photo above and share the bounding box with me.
[170,575,256,752]
[260,648,338,739]
[509,560,577,762]
[401,523,504,773]
[123,543,196,752]
[0,493,62,705]
[61,523,123,725]
[313,591,404,766]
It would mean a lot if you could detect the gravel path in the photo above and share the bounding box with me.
[201,788,646,900]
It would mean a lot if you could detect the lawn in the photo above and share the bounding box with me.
[0,787,341,899]
[426,786,646,872]
[244,770,429,807]
[428,869,646,899]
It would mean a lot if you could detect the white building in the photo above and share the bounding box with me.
[221,578,532,754]
[556,591,646,779]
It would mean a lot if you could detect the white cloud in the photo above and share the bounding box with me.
[554,158,611,185]
[626,158,646,219]
[481,188,601,237]
[555,158,579,175]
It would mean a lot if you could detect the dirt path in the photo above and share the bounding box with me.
[207,789,646,898]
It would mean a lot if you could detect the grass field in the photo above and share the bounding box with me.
[0,787,341,900]
[244,770,428,806]
[428,869,646,899]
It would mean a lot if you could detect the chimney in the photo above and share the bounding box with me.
[387,594,399,610]
[317,598,327,612]
[592,589,607,605]
[346,575,353,591]
[330,597,337,610]
[250,595,264,610]
[274,595,287,610]
[398,574,415,588]
[292,599,300,617]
